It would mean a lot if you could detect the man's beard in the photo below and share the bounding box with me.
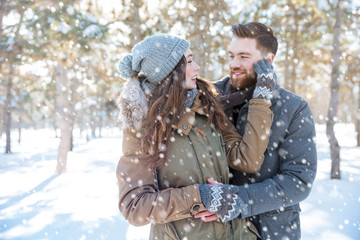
[229,71,257,90]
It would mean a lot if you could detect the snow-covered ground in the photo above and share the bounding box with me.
[0,124,359,240]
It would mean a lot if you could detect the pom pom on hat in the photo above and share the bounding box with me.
[118,54,139,80]
[116,34,190,129]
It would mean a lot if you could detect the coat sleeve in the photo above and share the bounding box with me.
[222,99,273,173]
[235,100,317,218]
[117,127,205,226]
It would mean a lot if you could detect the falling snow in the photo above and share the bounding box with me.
[57,22,72,34]
[0,124,359,239]
[83,24,103,39]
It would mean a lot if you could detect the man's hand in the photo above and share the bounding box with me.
[194,178,223,222]
[252,59,277,100]
[198,183,246,222]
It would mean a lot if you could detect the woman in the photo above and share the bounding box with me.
[117,34,274,239]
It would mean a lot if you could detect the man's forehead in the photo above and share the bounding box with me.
[229,37,258,54]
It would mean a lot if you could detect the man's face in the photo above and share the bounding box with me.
[228,37,264,89]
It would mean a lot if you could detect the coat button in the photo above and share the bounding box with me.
[193,205,200,211]
[182,125,188,130]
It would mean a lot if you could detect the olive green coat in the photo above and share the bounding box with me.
[117,98,273,239]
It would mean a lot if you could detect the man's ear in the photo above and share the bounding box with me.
[266,53,275,64]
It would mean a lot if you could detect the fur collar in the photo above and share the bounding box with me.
[117,78,200,130]
[117,78,148,130]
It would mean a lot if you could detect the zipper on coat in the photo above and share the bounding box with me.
[187,134,205,183]
[192,125,222,183]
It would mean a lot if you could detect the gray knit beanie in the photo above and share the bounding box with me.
[118,34,190,84]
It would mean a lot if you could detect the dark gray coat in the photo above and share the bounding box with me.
[214,76,317,240]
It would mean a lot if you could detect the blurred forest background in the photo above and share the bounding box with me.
[1,0,359,174]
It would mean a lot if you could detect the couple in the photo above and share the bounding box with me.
[116,22,317,240]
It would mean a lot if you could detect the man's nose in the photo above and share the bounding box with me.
[230,58,242,69]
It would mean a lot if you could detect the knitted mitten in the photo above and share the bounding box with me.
[199,184,248,222]
[252,59,277,100]
[185,88,199,109]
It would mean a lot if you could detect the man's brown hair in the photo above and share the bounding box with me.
[231,22,278,56]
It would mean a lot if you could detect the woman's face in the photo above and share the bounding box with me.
[184,48,200,90]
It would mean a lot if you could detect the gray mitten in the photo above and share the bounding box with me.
[252,59,277,100]
[198,184,248,222]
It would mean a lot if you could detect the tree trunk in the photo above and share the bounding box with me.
[289,2,299,93]
[53,120,58,138]
[4,61,14,153]
[80,100,85,138]
[98,84,106,137]
[86,127,90,142]
[69,77,78,151]
[18,116,22,144]
[130,0,141,46]
[201,6,211,80]
[357,82,360,146]
[98,100,103,138]
[0,1,5,138]
[55,62,71,174]
[90,105,96,137]
[193,33,202,77]
[4,6,24,153]
[0,105,4,137]
[98,113,103,137]
[284,39,291,90]
[16,88,22,144]
[0,0,5,23]
[326,0,343,180]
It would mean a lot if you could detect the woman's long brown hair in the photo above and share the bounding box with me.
[141,56,230,170]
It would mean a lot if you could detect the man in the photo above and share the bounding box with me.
[197,22,317,239]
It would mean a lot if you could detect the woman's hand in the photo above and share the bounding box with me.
[207,178,223,185]
[193,210,218,222]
